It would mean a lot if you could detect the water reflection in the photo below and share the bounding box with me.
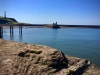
[0,35,2,38]
[9,34,23,42]
[51,29,58,46]
[19,34,23,42]
[10,35,14,41]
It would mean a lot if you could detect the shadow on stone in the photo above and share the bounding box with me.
[74,65,89,75]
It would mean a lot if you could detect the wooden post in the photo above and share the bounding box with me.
[1,26,3,36]
[10,25,12,35]
[19,24,22,35]
[19,25,20,34]
[0,26,1,37]
[20,25,22,34]
[11,25,13,35]
[0,26,2,38]
[10,25,13,35]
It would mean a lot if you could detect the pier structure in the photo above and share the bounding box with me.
[0,23,100,38]
[10,25,13,35]
[0,24,22,38]
[0,23,45,38]
[19,24,22,35]
[0,26,3,38]
[9,24,23,35]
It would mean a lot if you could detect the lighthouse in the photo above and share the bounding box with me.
[4,11,6,18]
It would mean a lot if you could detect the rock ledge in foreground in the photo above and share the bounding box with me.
[0,39,100,75]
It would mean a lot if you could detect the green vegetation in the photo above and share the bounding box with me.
[61,61,67,66]
[0,16,18,24]
[0,16,30,25]
[0,16,3,18]
[33,50,42,54]
[68,70,75,75]
[47,62,58,67]
[45,25,53,28]
[45,25,60,28]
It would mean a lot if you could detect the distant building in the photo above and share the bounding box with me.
[53,22,57,26]
[56,22,57,25]
[52,22,60,28]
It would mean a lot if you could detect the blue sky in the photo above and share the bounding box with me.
[0,0,100,25]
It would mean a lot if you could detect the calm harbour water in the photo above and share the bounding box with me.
[2,28,100,67]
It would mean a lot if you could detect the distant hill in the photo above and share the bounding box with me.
[0,16,31,25]
[0,16,18,24]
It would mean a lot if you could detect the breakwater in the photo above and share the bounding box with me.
[0,24,100,38]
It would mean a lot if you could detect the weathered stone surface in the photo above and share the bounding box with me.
[0,39,100,75]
